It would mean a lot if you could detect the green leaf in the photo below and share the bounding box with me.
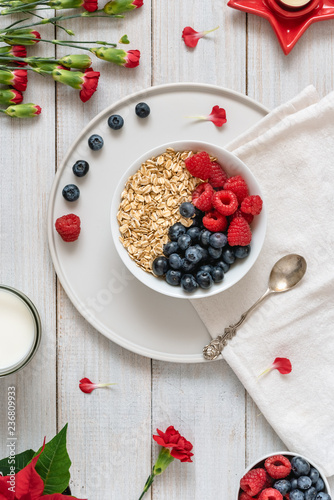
[0,449,35,476]
[119,34,130,44]
[34,423,71,495]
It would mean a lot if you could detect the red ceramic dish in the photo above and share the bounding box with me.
[227,0,334,54]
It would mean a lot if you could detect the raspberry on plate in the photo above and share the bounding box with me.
[230,208,254,225]
[192,182,214,211]
[202,210,228,232]
[212,190,238,216]
[240,468,268,497]
[184,151,212,180]
[241,195,263,216]
[208,161,228,187]
[224,175,249,203]
[227,217,252,246]
[265,455,292,479]
[258,487,283,500]
[55,214,81,242]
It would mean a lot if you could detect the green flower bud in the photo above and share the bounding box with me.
[90,47,126,65]
[59,54,92,69]
[52,68,84,89]
[103,0,142,14]
[5,103,41,118]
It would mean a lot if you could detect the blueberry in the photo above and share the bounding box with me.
[191,215,204,228]
[187,226,201,243]
[291,479,299,490]
[200,229,212,247]
[274,480,291,495]
[108,114,124,130]
[185,246,202,264]
[163,241,179,256]
[208,246,222,259]
[169,253,183,270]
[196,270,213,289]
[178,234,192,251]
[179,202,195,218]
[181,258,197,273]
[166,269,182,286]
[310,469,320,485]
[298,477,312,490]
[199,264,214,274]
[135,102,150,118]
[211,266,224,283]
[315,479,325,492]
[72,160,89,177]
[234,245,251,259]
[62,184,80,202]
[152,256,168,276]
[181,274,198,292]
[195,244,208,261]
[209,233,227,249]
[316,494,331,500]
[222,247,235,265]
[291,457,311,477]
[304,487,317,500]
[216,260,230,273]
[290,490,305,500]
[88,134,104,150]
[168,222,186,241]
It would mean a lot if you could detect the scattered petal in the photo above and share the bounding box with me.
[182,25,219,48]
[79,377,116,394]
[186,105,227,127]
[258,357,292,378]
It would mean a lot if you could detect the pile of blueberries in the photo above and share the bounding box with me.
[274,456,330,500]
[152,201,250,293]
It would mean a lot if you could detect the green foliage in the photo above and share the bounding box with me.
[0,449,35,476]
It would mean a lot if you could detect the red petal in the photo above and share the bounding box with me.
[0,477,15,499]
[182,26,202,48]
[15,439,46,499]
[79,377,96,393]
[273,357,292,374]
[43,495,87,499]
[123,49,140,68]
[207,105,227,127]
[79,69,100,103]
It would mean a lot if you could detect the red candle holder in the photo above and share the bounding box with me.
[228,0,334,54]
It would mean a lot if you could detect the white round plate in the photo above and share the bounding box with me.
[48,83,268,363]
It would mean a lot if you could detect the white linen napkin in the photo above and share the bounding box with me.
[191,86,334,477]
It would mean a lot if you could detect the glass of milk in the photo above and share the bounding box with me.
[0,285,42,377]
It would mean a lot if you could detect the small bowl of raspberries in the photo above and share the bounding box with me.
[237,452,331,500]
[111,140,266,299]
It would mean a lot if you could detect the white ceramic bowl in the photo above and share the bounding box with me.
[236,451,331,499]
[110,140,267,299]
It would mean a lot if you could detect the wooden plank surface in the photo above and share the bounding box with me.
[1,0,334,497]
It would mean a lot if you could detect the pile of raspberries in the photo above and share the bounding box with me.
[185,151,263,246]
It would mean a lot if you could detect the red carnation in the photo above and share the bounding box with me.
[153,426,194,462]
[10,45,27,66]
[132,0,143,5]
[79,68,100,102]
[83,0,98,11]
[12,69,28,91]
[123,49,140,68]
[31,30,41,43]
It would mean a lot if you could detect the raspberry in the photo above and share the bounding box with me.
[55,214,81,242]
[241,195,263,216]
[264,455,291,479]
[202,210,228,232]
[228,217,252,246]
[239,493,255,500]
[240,468,267,497]
[192,183,214,211]
[230,208,254,225]
[212,190,238,216]
[208,161,228,187]
[223,175,249,203]
[258,488,283,500]
[185,151,212,180]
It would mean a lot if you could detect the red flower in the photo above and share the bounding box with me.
[123,49,140,68]
[10,45,27,66]
[132,0,143,6]
[12,69,28,91]
[83,0,98,11]
[79,68,100,102]
[31,31,41,43]
[34,105,42,115]
[11,89,23,104]
[182,25,219,48]
[79,377,116,393]
[258,357,292,378]
[153,426,194,462]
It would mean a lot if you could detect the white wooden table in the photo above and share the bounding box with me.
[1,1,333,498]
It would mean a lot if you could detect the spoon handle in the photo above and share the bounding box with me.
[202,288,272,361]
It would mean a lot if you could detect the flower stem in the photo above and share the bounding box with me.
[2,13,121,32]
[203,26,220,35]
[138,472,155,500]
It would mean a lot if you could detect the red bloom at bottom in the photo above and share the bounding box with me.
[79,67,100,102]
[12,69,28,91]
[123,49,140,68]
[153,426,193,462]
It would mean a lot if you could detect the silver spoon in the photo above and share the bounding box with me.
[203,254,307,361]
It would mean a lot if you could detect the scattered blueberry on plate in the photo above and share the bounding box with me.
[72,160,89,177]
[62,184,80,202]
[108,114,124,130]
[135,102,150,118]
[88,134,104,151]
